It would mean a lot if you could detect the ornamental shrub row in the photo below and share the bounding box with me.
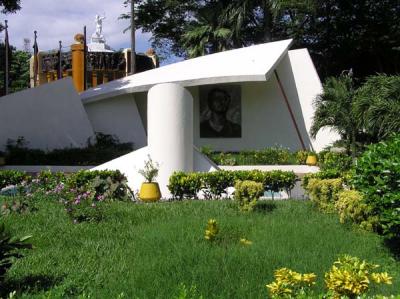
[0,170,30,189]
[168,170,298,200]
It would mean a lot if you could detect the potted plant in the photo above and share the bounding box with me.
[138,155,161,202]
[0,151,5,166]
[306,152,317,166]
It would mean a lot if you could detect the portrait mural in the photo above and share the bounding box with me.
[200,85,242,138]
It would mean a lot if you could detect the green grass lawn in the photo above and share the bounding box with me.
[1,198,399,298]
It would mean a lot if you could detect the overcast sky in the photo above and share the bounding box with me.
[0,0,152,53]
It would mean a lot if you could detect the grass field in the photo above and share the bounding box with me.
[1,198,399,298]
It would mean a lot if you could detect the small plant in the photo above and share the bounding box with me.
[1,197,37,215]
[234,180,263,212]
[266,267,317,298]
[325,255,392,298]
[139,156,159,183]
[204,219,219,241]
[0,223,32,284]
[239,238,252,246]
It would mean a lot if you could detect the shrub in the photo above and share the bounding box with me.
[4,134,133,166]
[234,180,264,212]
[318,150,353,172]
[325,255,392,298]
[1,197,37,215]
[266,267,317,298]
[0,223,32,284]
[0,170,30,189]
[351,134,400,239]
[335,190,377,231]
[168,171,202,200]
[168,170,298,200]
[302,169,342,190]
[204,219,219,241]
[202,171,235,199]
[305,178,343,212]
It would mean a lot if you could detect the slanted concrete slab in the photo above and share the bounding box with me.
[0,78,95,150]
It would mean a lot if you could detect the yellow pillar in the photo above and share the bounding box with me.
[92,71,98,88]
[103,72,109,84]
[71,42,84,92]
[46,72,52,83]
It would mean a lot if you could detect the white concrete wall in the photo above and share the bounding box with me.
[192,78,312,151]
[84,93,147,149]
[0,78,94,151]
[286,49,340,151]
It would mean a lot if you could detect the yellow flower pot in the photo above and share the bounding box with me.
[306,155,317,166]
[139,182,161,202]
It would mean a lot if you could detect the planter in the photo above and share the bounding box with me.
[139,182,161,202]
[0,156,5,166]
[306,155,317,166]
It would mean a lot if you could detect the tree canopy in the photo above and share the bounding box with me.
[0,0,21,31]
[122,0,400,79]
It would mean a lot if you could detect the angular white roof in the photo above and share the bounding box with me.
[81,39,293,103]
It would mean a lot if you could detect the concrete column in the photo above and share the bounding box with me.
[147,83,194,196]
[71,43,84,92]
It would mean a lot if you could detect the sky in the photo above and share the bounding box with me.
[0,0,152,54]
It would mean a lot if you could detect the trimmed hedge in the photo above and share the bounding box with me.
[168,170,298,200]
[0,170,30,189]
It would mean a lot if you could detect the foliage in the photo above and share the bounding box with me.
[0,170,30,189]
[354,75,400,141]
[318,150,353,172]
[138,156,159,183]
[204,219,218,242]
[305,178,343,212]
[335,190,377,231]
[266,255,394,299]
[266,267,317,298]
[4,134,133,166]
[173,283,203,299]
[302,169,342,191]
[168,170,297,200]
[325,255,392,298]
[0,222,31,284]
[204,147,311,166]
[168,171,202,200]
[234,180,264,212]
[311,73,359,157]
[1,197,36,215]
[64,187,105,223]
[351,135,400,239]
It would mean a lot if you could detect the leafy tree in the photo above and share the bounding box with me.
[0,0,21,31]
[354,75,400,141]
[0,44,30,95]
[310,72,359,157]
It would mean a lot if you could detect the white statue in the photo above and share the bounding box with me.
[95,14,106,37]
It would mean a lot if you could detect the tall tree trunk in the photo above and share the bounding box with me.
[263,2,273,42]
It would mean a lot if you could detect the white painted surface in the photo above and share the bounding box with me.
[147,83,194,197]
[81,39,293,103]
[0,78,94,151]
[193,79,313,151]
[84,93,147,148]
[286,49,340,151]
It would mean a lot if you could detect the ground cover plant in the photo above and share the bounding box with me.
[0,198,399,298]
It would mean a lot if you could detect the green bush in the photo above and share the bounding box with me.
[305,178,343,212]
[168,170,298,200]
[0,170,30,189]
[318,150,353,172]
[351,134,400,239]
[168,171,202,200]
[202,147,315,166]
[335,190,377,231]
[4,134,133,166]
[302,169,342,190]
[234,180,264,212]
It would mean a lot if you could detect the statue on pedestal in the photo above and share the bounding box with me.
[92,14,106,44]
